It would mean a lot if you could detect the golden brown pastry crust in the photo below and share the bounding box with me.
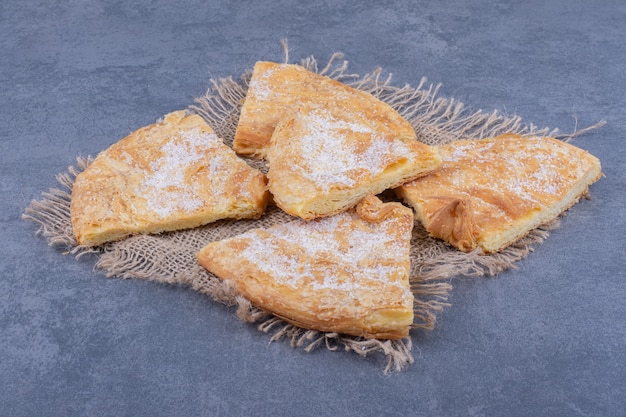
[396,133,603,253]
[196,196,415,339]
[266,105,441,219]
[233,61,423,159]
[70,110,269,246]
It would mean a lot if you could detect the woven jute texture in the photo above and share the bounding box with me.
[23,46,600,373]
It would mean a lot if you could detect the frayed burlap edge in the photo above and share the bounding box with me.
[22,42,603,373]
[22,159,448,374]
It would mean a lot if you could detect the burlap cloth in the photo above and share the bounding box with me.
[23,46,602,373]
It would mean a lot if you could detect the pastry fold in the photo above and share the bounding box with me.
[196,196,415,339]
[266,105,441,219]
[70,111,269,246]
[396,133,602,253]
[233,61,431,160]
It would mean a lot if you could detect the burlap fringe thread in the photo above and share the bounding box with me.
[22,45,603,373]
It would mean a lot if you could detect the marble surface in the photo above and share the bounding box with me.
[2,0,625,416]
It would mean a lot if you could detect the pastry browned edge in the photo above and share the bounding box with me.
[396,133,603,253]
[196,196,415,340]
[232,61,429,160]
[266,104,441,220]
[70,110,269,246]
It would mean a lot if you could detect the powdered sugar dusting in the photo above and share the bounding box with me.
[142,128,225,218]
[292,108,411,190]
[248,65,279,102]
[441,136,587,206]
[237,210,411,298]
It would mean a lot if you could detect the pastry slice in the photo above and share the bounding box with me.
[396,133,603,253]
[196,196,415,339]
[70,110,269,246]
[233,61,422,159]
[266,105,441,219]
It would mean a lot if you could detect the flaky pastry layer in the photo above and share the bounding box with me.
[70,110,269,246]
[267,105,441,219]
[233,61,423,159]
[396,133,602,253]
[196,196,415,339]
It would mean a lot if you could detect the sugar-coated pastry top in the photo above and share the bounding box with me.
[70,110,269,246]
[396,133,602,253]
[196,196,415,339]
[233,61,421,159]
[266,104,441,219]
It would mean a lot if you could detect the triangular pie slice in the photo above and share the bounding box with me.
[196,196,415,339]
[266,104,441,219]
[396,133,603,253]
[70,110,269,246]
[233,61,427,160]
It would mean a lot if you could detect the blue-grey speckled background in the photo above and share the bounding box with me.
[2,1,625,416]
